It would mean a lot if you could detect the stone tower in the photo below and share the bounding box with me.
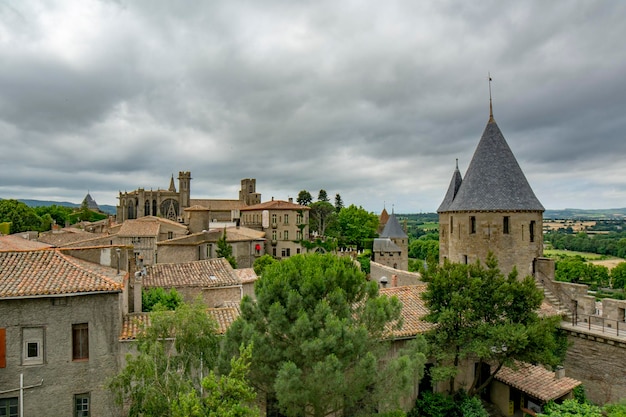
[379,212,409,270]
[178,171,191,209]
[239,178,261,206]
[438,108,544,276]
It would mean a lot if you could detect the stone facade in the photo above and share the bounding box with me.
[563,331,626,404]
[117,173,261,225]
[240,198,309,260]
[0,294,124,416]
[439,210,543,277]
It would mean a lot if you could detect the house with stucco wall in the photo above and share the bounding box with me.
[0,249,129,417]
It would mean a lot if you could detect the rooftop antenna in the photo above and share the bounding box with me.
[488,72,494,122]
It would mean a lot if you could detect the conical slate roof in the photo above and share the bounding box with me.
[445,119,544,212]
[82,193,99,211]
[437,163,463,213]
[380,213,408,239]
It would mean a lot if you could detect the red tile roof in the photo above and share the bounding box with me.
[143,258,240,289]
[380,284,435,338]
[495,362,581,402]
[0,234,52,251]
[240,199,309,211]
[117,216,187,237]
[0,249,123,298]
[234,268,258,284]
[38,229,107,247]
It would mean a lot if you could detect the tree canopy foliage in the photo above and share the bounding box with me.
[110,302,258,417]
[221,253,427,417]
[252,254,278,276]
[0,199,105,234]
[217,229,238,268]
[336,204,379,249]
[422,254,567,396]
[297,190,313,206]
[545,229,626,258]
[142,287,183,312]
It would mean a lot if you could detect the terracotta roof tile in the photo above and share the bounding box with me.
[210,306,240,334]
[240,199,309,211]
[234,268,258,283]
[0,249,123,298]
[0,234,52,251]
[495,362,581,402]
[143,258,240,288]
[380,285,434,338]
[38,229,106,247]
[117,216,187,237]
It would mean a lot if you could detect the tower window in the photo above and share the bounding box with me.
[450,216,454,233]
[530,221,536,242]
[470,216,476,234]
[503,216,510,234]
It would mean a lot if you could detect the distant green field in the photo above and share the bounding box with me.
[418,222,439,230]
[542,249,615,260]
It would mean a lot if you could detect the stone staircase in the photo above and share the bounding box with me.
[534,279,572,321]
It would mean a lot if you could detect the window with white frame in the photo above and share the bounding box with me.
[22,327,44,365]
[75,393,90,417]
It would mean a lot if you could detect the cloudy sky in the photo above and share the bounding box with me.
[1,1,625,213]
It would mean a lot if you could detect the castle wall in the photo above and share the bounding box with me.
[564,330,626,404]
[441,210,543,276]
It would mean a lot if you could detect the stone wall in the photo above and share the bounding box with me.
[564,330,626,404]
[440,211,543,277]
[0,293,123,416]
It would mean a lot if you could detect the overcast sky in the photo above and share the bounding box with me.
[1,1,625,213]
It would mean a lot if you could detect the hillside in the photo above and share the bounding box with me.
[0,198,116,215]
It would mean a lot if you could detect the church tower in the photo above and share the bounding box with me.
[178,171,191,209]
[438,103,544,276]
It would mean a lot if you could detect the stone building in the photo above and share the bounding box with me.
[116,173,261,224]
[373,212,408,271]
[116,216,189,265]
[240,198,310,259]
[0,249,128,416]
[141,258,245,308]
[438,108,544,276]
[156,226,266,268]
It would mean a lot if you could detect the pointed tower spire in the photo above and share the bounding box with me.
[437,159,463,213]
[488,73,494,123]
[168,174,176,192]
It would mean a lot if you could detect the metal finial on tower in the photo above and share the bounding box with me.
[488,72,494,122]
[456,158,459,170]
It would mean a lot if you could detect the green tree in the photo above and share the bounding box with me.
[297,190,313,206]
[334,193,344,213]
[422,254,566,395]
[337,204,379,249]
[0,199,44,233]
[612,262,626,289]
[217,229,237,268]
[309,200,338,238]
[317,189,329,202]
[537,399,602,417]
[142,287,183,312]
[109,302,221,416]
[604,399,626,417]
[34,204,73,227]
[221,253,427,417]
[252,254,278,276]
[172,345,260,417]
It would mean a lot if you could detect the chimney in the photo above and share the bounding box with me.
[555,366,565,379]
[133,271,143,313]
[392,274,398,287]
[289,197,293,203]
